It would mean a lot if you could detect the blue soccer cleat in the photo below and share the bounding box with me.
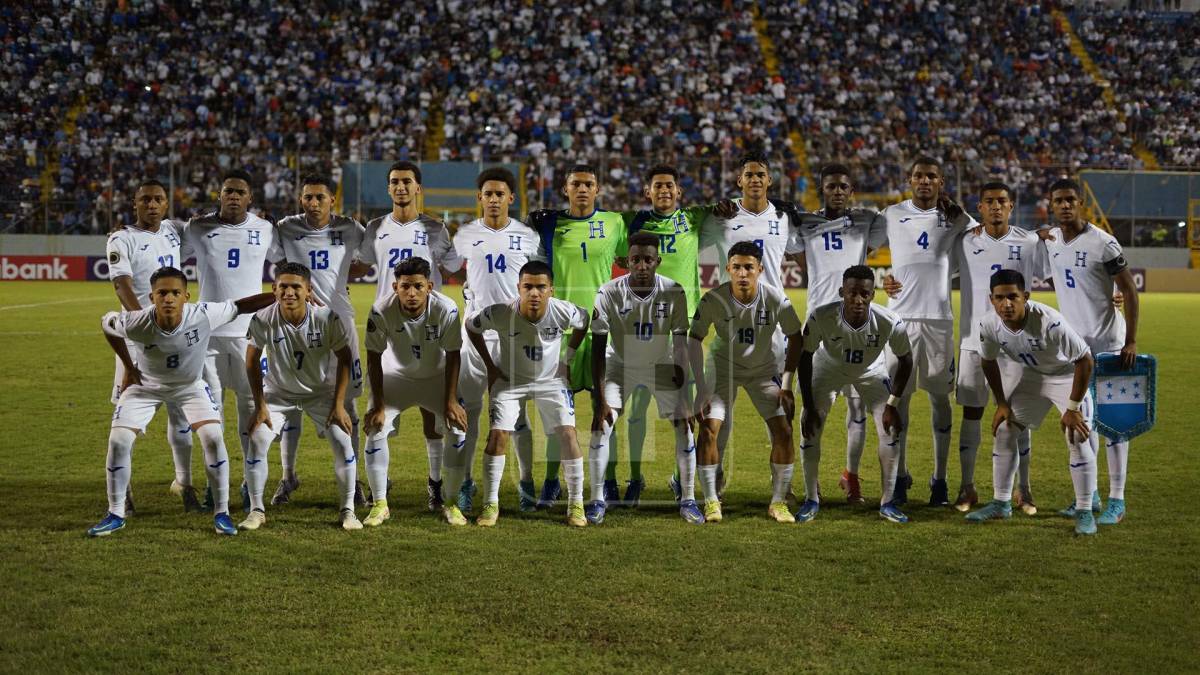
[1097,498,1126,525]
[965,500,1013,522]
[1057,490,1102,518]
[667,475,683,502]
[537,478,562,510]
[623,478,646,508]
[893,473,912,506]
[794,499,820,523]
[517,479,537,512]
[603,478,620,506]
[928,477,950,506]
[879,502,909,523]
[213,512,238,536]
[584,500,607,525]
[457,478,477,514]
[1075,510,1098,535]
[87,512,126,537]
[679,499,705,524]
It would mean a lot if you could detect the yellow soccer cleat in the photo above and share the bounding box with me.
[703,500,723,523]
[768,501,795,524]
[566,501,587,528]
[363,500,391,527]
[443,504,468,526]
[477,502,500,527]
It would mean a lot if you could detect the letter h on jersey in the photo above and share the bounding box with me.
[247,231,261,245]
[1008,245,1022,261]
[768,221,780,236]
[412,230,428,246]
[1075,251,1088,267]
[508,235,523,250]
[588,221,606,239]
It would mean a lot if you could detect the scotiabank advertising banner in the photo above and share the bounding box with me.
[4,255,1146,293]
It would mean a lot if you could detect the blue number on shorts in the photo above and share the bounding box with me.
[1064,269,1076,288]
[411,344,422,359]
[843,349,864,364]
[736,327,754,344]
[204,385,218,405]
[822,232,843,251]
[562,388,576,412]
[659,234,677,253]
[227,248,240,268]
[991,263,1002,273]
[388,248,413,268]
[580,241,588,261]
[293,351,305,369]
[157,254,174,267]
[259,356,268,375]
[308,250,329,270]
[352,358,362,381]
[523,345,543,361]
[916,232,929,250]
[1018,352,1039,367]
[485,253,507,273]
[633,322,654,341]
[166,354,179,368]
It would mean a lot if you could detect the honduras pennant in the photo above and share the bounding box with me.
[1091,353,1156,442]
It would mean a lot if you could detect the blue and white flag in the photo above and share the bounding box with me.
[1091,354,1156,441]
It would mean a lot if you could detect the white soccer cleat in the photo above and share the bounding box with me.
[340,508,363,531]
[239,509,266,531]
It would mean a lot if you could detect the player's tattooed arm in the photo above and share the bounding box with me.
[882,352,913,439]
[244,343,272,434]
[1112,267,1139,370]
[443,350,468,432]
[1062,354,1094,443]
[327,346,353,434]
[363,350,387,435]
[234,292,276,315]
[590,331,613,430]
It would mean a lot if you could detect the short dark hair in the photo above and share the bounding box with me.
[301,174,336,194]
[980,181,1013,199]
[819,164,853,184]
[519,260,553,280]
[566,164,597,180]
[393,256,431,278]
[843,265,874,283]
[221,169,253,185]
[908,156,941,174]
[477,167,516,192]
[644,164,678,184]
[150,266,186,287]
[275,261,312,282]
[389,161,422,184]
[137,179,167,193]
[739,152,770,170]
[1048,178,1081,196]
[727,240,763,261]
[990,269,1026,291]
[627,231,660,252]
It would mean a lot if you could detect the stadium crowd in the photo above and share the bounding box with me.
[0,0,1195,232]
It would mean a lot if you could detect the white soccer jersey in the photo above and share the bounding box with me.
[276,214,366,318]
[691,282,803,378]
[955,227,1046,352]
[182,212,281,338]
[105,219,186,306]
[466,297,587,386]
[979,300,1091,377]
[803,301,911,379]
[102,301,238,387]
[1041,223,1128,353]
[247,304,350,398]
[360,213,463,299]
[879,200,975,320]
[703,199,802,291]
[452,217,545,316]
[794,209,887,313]
[366,290,463,379]
[591,274,690,368]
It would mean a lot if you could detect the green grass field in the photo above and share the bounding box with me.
[2,281,1196,673]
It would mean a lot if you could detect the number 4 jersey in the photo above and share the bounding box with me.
[880,200,976,321]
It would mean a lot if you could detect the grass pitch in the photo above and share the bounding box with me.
[1,282,1196,673]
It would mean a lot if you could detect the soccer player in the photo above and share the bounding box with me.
[451,168,542,512]
[790,164,887,504]
[966,270,1098,536]
[950,182,1044,513]
[795,265,913,523]
[529,165,626,508]
[359,161,465,508]
[105,179,199,511]
[241,262,362,531]
[589,231,700,525]
[466,261,590,527]
[272,174,368,506]
[181,169,281,503]
[89,267,273,537]
[690,241,805,524]
[699,153,803,496]
[878,156,976,506]
[1041,178,1140,524]
[361,257,468,526]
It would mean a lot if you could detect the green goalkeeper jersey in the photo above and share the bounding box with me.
[619,206,710,315]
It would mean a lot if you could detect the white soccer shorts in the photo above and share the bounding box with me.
[602,361,687,420]
[259,389,344,439]
[955,348,1023,408]
[809,363,891,416]
[111,380,222,433]
[204,336,253,401]
[489,378,576,432]
[887,318,954,396]
[706,365,785,422]
[376,372,447,435]
[1004,371,1095,431]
